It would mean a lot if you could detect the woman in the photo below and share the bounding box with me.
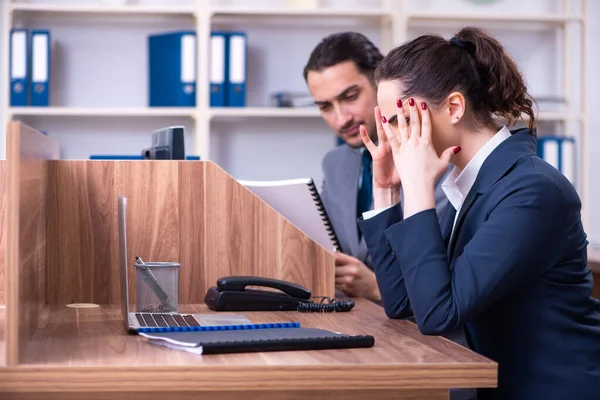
[357,27,600,400]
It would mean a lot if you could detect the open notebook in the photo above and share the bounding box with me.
[238,178,342,253]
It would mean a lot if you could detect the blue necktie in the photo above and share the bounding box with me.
[357,150,373,220]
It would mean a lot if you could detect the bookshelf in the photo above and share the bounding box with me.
[0,0,593,238]
[8,106,196,118]
[9,2,196,15]
[210,7,391,18]
[406,12,584,24]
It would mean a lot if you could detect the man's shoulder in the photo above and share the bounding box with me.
[323,144,361,167]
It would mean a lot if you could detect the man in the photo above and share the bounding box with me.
[303,32,451,303]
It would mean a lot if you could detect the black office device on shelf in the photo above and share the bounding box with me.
[142,126,185,160]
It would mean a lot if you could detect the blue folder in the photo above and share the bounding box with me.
[30,29,50,107]
[210,31,227,107]
[10,29,29,106]
[90,155,200,160]
[148,31,196,107]
[226,31,247,107]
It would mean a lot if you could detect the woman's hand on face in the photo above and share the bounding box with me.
[381,98,459,192]
[359,105,401,190]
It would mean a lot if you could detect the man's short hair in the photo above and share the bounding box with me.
[303,31,384,82]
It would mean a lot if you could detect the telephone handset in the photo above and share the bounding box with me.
[204,276,354,313]
[218,276,312,300]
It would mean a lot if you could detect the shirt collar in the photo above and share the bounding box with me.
[442,126,512,210]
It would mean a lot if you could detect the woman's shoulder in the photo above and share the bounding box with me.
[499,153,580,205]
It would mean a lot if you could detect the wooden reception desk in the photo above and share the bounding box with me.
[0,300,497,400]
[0,121,499,399]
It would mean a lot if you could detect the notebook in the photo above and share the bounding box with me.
[140,327,375,355]
[237,178,342,252]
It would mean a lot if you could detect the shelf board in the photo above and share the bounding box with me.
[407,12,584,24]
[7,107,581,122]
[210,107,320,119]
[536,111,583,121]
[8,3,195,16]
[210,7,390,18]
[7,107,195,118]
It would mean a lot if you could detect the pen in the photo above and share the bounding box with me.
[134,255,174,312]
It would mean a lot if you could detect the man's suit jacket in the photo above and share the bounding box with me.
[320,144,451,268]
[357,128,600,400]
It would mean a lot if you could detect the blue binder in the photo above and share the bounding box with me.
[30,30,50,107]
[210,31,226,107]
[226,31,247,107]
[137,321,300,334]
[9,29,29,106]
[89,155,201,160]
[148,31,196,107]
[537,135,576,184]
[537,136,561,171]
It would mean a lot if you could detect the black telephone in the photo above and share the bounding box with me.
[204,276,354,313]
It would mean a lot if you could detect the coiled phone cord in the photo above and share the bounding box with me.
[296,297,355,313]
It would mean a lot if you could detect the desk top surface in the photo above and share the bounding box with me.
[0,300,497,392]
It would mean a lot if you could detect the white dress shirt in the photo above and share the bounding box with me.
[363,126,512,231]
[442,125,511,235]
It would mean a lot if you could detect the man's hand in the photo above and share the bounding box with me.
[334,251,381,302]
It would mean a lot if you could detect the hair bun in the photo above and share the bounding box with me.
[449,36,476,56]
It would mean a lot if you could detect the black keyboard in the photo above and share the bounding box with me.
[134,313,200,328]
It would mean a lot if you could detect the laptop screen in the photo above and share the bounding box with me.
[117,195,130,326]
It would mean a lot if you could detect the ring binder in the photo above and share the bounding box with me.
[307,179,342,252]
[237,178,343,253]
[137,321,300,334]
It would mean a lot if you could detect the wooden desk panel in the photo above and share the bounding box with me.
[0,389,450,400]
[0,160,5,305]
[0,307,4,366]
[5,122,59,366]
[46,161,335,307]
[0,300,495,399]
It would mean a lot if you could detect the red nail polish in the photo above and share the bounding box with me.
[453,146,462,154]
[381,116,387,123]
[397,99,402,108]
[421,102,427,110]
[408,98,415,107]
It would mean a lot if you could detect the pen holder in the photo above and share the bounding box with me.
[134,262,180,313]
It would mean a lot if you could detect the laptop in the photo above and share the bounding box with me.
[117,195,250,333]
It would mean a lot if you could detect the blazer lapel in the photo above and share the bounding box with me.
[447,189,479,261]
[338,148,362,256]
[439,202,456,247]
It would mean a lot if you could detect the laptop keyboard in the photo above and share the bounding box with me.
[134,313,200,328]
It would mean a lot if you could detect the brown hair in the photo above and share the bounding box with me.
[303,31,383,83]
[374,27,536,132]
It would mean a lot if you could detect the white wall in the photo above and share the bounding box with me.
[587,0,600,246]
[0,0,598,244]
